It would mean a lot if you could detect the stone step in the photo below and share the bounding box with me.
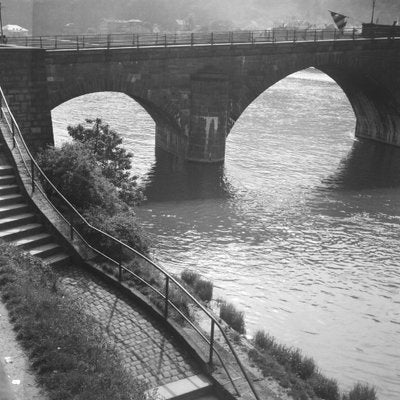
[0,213,36,230]
[152,375,215,400]
[0,223,44,241]
[0,165,14,176]
[29,243,63,259]
[0,184,19,196]
[0,174,16,185]
[41,252,70,267]
[14,232,53,250]
[0,203,29,218]
[0,193,24,206]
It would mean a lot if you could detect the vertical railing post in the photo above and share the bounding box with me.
[137,34,140,48]
[11,120,15,148]
[118,243,123,281]
[82,35,85,48]
[30,159,35,193]
[230,31,233,45]
[0,96,2,119]
[40,36,43,48]
[107,34,111,49]
[293,29,296,43]
[164,275,170,319]
[191,32,194,46]
[333,29,336,41]
[164,34,167,47]
[69,208,74,240]
[353,28,356,40]
[210,32,214,45]
[251,31,255,44]
[209,320,215,365]
[55,36,58,49]
[314,29,317,42]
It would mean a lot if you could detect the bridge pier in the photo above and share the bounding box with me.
[186,71,229,163]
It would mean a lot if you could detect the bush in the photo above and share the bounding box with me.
[194,279,213,302]
[309,373,340,400]
[180,270,213,302]
[219,302,245,334]
[181,269,200,286]
[84,207,150,256]
[37,142,122,214]
[344,383,377,400]
[0,242,150,400]
[254,330,316,380]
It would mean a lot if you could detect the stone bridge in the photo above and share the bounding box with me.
[1,37,400,162]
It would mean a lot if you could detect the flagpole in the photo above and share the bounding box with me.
[371,0,376,24]
[0,2,4,38]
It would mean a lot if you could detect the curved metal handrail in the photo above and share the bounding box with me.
[0,86,261,400]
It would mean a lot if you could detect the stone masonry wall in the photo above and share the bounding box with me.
[0,47,53,152]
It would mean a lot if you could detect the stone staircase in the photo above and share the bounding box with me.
[0,162,70,266]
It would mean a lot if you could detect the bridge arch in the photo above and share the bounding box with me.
[47,70,188,159]
[228,56,400,148]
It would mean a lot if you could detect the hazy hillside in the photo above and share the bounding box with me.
[2,0,400,35]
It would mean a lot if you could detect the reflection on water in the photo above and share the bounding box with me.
[52,70,400,399]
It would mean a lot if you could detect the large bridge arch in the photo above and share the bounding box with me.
[226,52,400,149]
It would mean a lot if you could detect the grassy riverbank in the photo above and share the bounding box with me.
[0,242,149,400]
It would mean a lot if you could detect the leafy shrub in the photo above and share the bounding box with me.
[181,269,200,286]
[343,383,377,400]
[37,142,122,214]
[194,279,213,302]
[254,330,316,380]
[84,207,150,256]
[309,373,340,400]
[219,301,245,334]
[180,269,213,302]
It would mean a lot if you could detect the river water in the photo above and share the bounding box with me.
[52,68,400,399]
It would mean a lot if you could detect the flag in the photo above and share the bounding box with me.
[329,10,348,30]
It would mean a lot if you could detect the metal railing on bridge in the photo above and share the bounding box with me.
[0,85,261,400]
[4,27,398,50]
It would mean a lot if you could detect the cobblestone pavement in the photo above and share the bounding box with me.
[57,264,200,388]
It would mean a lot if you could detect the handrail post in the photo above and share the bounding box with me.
[334,29,336,41]
[209,319,215,365]
[82,35,85,48]
[30,159,35,192]
[11,120,15,148]
[314,29,317,42]
[191,32,194,46]
[55,36,58,49]
[76,35,79,51]
[164,275,170,319]
[353,28,356,40]
[164,34,167,47]
[137,34,139,48]
[118,243,122,281]
[107,34,111,50]
[69,208,74,240]
[210,32,214,45]
[293,29,296,43]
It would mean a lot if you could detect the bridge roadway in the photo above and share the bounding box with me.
[1,31,400,163]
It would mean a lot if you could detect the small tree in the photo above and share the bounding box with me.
[37,142,123,215]
[67,118,143,205]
